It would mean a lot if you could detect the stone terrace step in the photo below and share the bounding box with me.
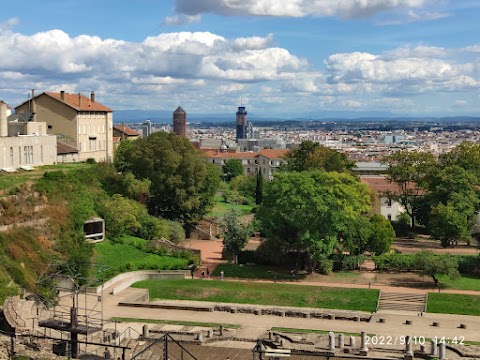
[377,291,426,313]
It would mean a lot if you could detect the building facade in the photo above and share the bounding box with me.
[14,91,113,163]
[0,101,57,170]
[360,175,405,222]
[235,106,247,142]
[205,148,289,180]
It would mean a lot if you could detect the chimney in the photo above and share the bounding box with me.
[31,89,35,98]
[61,91,65,101]
[90,91,95,103]
[0,102,7,137]
[78,93,82,107]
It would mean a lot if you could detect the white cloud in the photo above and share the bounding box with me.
[324,48,479,93]
[175,0,428,18]
[0,18,19,33]
[162,14,202,26]
[1,27,479,116]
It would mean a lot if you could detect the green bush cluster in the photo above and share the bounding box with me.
[373,254,419,271]
[374,253,480,275]
[333,254,367,271]
[457,255,480,275]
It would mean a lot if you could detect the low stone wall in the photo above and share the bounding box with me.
[87,270,190,295]
[117,298,372,322]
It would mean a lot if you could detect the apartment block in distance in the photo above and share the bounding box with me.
[14,90,113,163]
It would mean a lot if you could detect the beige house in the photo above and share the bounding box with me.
[15,91,113,163]
[256,149,289,180]
[360,175,406,222]
[0,101,57,170]
[205,148,289,180]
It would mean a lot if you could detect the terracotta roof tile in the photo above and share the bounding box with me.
[45,92,112,112]
[113,125,140,136]
[57,142,78,155]
[360,175,419,196]
[257,149,289,159]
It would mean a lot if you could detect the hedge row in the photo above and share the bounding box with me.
[374,254,480,274]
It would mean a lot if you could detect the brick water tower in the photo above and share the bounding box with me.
[173,106,187,137]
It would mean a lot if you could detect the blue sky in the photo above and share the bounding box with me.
[1,0,480,118]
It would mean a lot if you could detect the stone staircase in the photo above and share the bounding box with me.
[376,291,427,312]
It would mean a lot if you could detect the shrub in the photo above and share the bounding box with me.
[374,254,418,271]
[317,259,334,274]
[166,220,185,243]
[457,255,480,275]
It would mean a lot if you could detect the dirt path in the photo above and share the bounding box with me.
[183,239,225,278]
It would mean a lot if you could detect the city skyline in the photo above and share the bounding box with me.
[1,1,480,118]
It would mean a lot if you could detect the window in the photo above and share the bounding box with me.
[41,145,43,163]
[9,147,13,166]
[388,214,392,221]
[247,168,250,173]
[386,198,392,207]
[48,125,52,129]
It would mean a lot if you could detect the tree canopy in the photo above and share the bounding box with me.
[222,159,244,181]
[222,209,250,263]
[283,141,355,173]
[116,132,221,230]
[383,150,436,227]
[256,171,372,271]
[415,250,460,286]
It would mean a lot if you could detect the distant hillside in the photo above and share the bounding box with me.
[113,109,480,125]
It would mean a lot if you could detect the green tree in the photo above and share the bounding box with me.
[117,132,221,231]
[383,150,436,227]
[222,159,244,181]
[230,175,256,203]
[283,141,354,173]
[429,202,471,248]
[342,214,395,256]
[415,250,460,286]
[101,194,144,238]
[423,165,478,246]
[367,214,396,255]
[256,171,372,271]
[222,209,250,263]
[440,141,480,181]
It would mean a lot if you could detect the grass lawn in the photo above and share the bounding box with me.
[0,162,95,193]
[110,317,241,329]
[94,239,189,275]
[427,293,480,316]
[132,279,379,312]
[206,196,254,219]
[438,274,480,291]
[211,264,307,280]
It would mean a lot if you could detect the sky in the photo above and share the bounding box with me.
[1,0,480,118]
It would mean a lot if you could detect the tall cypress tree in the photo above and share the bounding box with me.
[255,170,263,205]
